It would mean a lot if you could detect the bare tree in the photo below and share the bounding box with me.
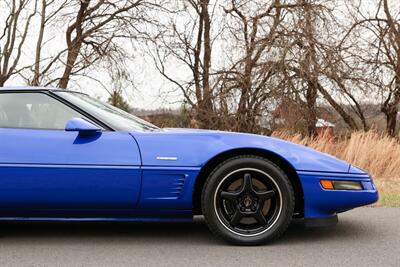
[342,0,400,136]
[0,0,37,86]
[30,0,69,86]
[1,0,160,93]
[280,0,367,133]
[295,0,319,136]
[219,0,296,133]
[58,0,157,89]
[380,0,400,136]
[151,0,216,129]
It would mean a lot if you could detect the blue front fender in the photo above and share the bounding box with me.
[132,128,351,173]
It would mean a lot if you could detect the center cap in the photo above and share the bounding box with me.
[243,196,252,207]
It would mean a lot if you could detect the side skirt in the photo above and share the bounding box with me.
[0,217,193,222]
[0,209,193,222]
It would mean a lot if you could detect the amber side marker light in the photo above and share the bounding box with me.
[320,180,334,189]
[320,180,363,190]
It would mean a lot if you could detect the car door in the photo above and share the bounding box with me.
[0,91,141,217]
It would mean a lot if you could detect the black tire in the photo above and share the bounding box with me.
[201,155,295,245]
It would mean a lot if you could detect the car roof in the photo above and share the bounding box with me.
[0,86,56,91]
[0,86,85,94]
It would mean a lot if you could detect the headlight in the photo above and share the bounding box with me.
[320,180,363,190]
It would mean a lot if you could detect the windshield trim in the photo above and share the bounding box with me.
[50,91,114,131]
[53,91,159,132]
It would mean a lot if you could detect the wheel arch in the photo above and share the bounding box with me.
[193,148,304,217]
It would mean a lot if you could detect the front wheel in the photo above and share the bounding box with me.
[201,155,295,245]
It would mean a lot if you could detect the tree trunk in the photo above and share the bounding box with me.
[58,41,82,89]
[195,0,214,129]
[200,0,213,124]
[32,0,47,86]
[58,0,89,89]
[382,106,397,137]
[304,1,317,137]
[306,81,318,137]
[382,0,400,136]
[317,82,359,130]
[381,56,400,137]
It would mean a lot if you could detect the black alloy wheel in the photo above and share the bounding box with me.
[202,155,295,245]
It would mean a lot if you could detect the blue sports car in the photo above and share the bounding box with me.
[0,87,378,245]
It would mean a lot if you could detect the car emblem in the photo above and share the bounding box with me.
[243,196,252,207]
[156,156,178,161]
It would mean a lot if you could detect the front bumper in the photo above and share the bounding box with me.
[298,171,379,219]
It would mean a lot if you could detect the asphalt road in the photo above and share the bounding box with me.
[0,208,398,267]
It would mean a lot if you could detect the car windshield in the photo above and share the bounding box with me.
[55,91,158,131]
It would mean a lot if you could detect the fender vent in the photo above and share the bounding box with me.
[170,175,187,198]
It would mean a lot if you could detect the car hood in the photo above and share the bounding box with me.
[131,128,354,173]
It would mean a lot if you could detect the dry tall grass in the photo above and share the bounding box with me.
[272,131,400,205]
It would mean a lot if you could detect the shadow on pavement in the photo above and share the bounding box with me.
[0,215,376,246]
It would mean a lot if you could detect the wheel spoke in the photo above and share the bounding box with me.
[242,173,253,192]
[255,189,275,201]
[230,210,243,226]
[220,190,240,202]
[253,210,267,226]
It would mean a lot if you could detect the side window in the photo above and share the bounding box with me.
[0,92,92,130]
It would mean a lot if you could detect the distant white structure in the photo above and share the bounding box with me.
[315,118,335,137]
[316,118,335,128]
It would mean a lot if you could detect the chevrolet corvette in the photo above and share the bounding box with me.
[0,87,378,245]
